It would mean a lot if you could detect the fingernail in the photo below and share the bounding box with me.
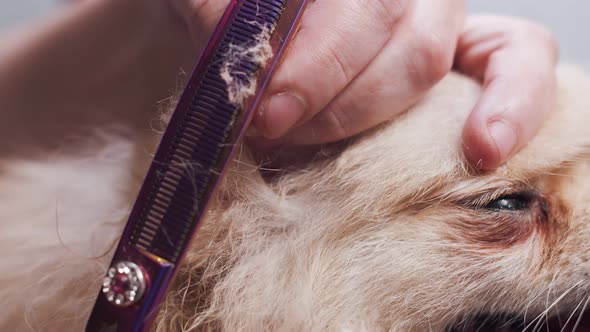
[488,120,517,162]
[261,92,306,139]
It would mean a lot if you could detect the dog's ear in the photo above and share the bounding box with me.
[503,65,590,177]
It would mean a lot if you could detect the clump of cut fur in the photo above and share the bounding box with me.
[220,24,274,106]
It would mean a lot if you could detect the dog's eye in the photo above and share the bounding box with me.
[484,193,533,211]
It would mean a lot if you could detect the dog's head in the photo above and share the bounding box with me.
[173,66,590,331]
[287,66,590,330]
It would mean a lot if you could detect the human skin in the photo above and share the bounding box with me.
[0,0,557,169]
[173,0,558,169]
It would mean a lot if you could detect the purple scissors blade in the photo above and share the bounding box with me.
[85,1,310,330]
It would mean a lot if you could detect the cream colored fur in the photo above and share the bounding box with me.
[2,66,590,331]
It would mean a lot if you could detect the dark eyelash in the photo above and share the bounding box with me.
[461,188,538,210]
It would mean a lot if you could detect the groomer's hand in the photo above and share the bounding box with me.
[457,15,558,169]
[172,2,558,170]
[172,0,466,139]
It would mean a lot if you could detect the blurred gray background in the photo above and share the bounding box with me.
[468,1,589,69]
[0,0,588,68]
[0,0,63,29]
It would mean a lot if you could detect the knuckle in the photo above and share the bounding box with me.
[509,19,559,56]
[513,18,559,62]
[308,36,352,87]
[409,28,454,88]
[360,0,407,32]
[327,45,352,85]
[524,23,559,62]
[471,15,559,64]
[323,107,353,142]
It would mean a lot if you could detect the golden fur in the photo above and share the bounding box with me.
[2,66,590,331]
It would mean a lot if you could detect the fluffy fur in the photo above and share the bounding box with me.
[2,66,590,331]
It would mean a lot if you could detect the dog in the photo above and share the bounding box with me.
[1,65,590,331]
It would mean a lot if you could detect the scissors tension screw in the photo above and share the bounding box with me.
[101,261,146,307]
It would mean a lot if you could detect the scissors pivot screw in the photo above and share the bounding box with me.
[101,261,146,307]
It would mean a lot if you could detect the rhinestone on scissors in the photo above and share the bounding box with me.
[102,261,146,307]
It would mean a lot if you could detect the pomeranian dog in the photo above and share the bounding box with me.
[1,63,590,332]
